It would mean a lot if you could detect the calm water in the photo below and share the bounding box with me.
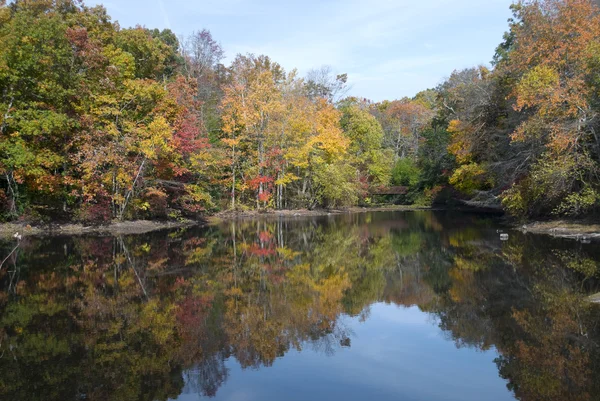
[1,211,600,401]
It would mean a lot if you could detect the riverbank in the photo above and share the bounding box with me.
[2,206,599,240]
[208,205,434,223]
[0,205,433,238]
[519,219,600,240]
[0,219,200,239]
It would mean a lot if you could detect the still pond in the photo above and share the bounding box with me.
[1,211,600,401]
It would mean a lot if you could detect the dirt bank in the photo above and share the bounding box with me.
[519,220,600,240]
[0,219,201,239]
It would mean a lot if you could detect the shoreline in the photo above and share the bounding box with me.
[517,220,600,240]
[208,205,435,223]
[1,206,599,240]
[0,206,432,238]
[0,219,201,239]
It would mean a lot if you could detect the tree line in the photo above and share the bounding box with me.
[1,0,600,222]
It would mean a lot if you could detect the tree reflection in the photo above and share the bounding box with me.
[1,211,599,401]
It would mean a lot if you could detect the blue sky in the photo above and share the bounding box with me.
[85,0,514,101]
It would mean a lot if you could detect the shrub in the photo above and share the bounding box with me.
[314,162,359,207]
[553,187,599,217]
[179,184,215,215]
[143,187,169,218]
[391,158,420,187]
[449,162,493,195]
[413,185,444,207]
[76,199,112,224]
[501,154,598,218]
[501,183,528,218]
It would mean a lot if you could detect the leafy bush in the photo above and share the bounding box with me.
[180,184,215,215]
[501,183,528,218]
[314,162,359,207]
[413,185,444,207]
[553,187,599,216]
[449,162,493,195]
[76,199,112,224]
[391,158,421,187]
[502,154,598,218]
[143,187,169,218]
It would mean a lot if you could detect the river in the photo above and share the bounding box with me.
[1,210,599,401]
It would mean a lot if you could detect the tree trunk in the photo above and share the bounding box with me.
[5,172,17,217]
[119,158,146,220]
[395,128,401,161]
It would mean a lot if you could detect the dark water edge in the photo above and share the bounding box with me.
[1,210,600,401]
[0,206,428,238]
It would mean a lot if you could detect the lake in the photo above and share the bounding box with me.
[1,211,599,401]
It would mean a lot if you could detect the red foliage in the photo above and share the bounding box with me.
[266,146,283,158]
[76,198,112,224]
[168,76,211,158]
[176,295,214,327]
[65,27,104,68]
[66,27,89,50]
[183,237,207,249]
[179,197,207,214]
[258,230,272,243]
[268,273,285,285]
[173,114,210,157]
[247,175,273,190]
[258,191,271,202]
[173,277,188,290]
[247,244,276,257]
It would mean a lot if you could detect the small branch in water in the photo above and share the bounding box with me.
[0,233,21,272]
[119,236,149,299]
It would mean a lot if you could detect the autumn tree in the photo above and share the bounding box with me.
[498,0,600,217]
[372,99,434,161]
[0,0,98,218]
[220,54,284,209]
[181,29,225,134]
[305,65,349,103]
[339,100,393,195]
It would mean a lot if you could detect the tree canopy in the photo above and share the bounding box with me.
[1,0,600,221]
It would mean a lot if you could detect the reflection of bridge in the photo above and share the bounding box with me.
[369,186,408,195]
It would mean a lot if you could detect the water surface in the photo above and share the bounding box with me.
[1,211,599,401]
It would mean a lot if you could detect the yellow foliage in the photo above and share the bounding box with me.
[447,119,474,164]
[449,162,492,194]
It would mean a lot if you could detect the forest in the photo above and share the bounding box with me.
[1,0,600,223]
